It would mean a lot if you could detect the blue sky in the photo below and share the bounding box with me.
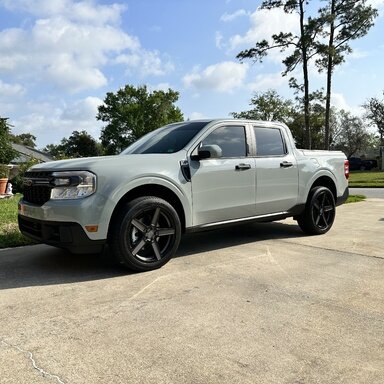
[0,0,384,148]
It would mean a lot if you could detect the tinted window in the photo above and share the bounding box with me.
[202,126,246,158]
[122,121,209,154]
[254,127,285,156]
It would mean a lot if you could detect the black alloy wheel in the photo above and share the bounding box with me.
[297,186,336,235]
[111,197,181,271]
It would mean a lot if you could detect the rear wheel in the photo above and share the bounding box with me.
[297,186,336,235]
[110,197,181,271]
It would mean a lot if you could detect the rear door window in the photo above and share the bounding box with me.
[254,127,286,156]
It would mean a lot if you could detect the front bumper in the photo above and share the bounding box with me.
[18,215,105,254]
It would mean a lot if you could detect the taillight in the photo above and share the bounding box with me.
[344,160,349,179]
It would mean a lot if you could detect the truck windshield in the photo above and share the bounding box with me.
[121,121,210,154]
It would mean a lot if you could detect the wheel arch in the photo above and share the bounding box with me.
[107,184,186,240]
[308,175,337,201]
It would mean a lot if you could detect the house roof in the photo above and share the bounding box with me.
[11,143,53,163]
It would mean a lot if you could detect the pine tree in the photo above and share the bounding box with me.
[316,0,378,149]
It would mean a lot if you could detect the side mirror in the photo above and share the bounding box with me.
[197,144,222,160]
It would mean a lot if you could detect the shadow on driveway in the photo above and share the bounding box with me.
[0,220,303,290]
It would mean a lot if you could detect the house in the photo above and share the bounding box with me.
[11,143,53,164]
[8,144,53,179]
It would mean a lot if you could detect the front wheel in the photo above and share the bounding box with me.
[110,197,181,271]
[297,186,336,235]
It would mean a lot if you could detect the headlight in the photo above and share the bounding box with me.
[50,171,96,200]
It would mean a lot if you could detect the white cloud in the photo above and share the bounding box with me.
[0,80,25,97]
[220,9,249,22]
[189,112,207,120]
[149,83,172,92]
[46,53,108,93]
[12,97,104,147]
[349,49,369,59]
[248,72,289,92]
[183,62,248,93]
[61,96,103,121]
[115,50,175,77]
[215,31,224,49]
[331,93,354,111]
[0,1,173,93]
[331,93,365,116]
[228,7,299,56]
[1,0,126,25]
[331,93,350,110]
[367,0,384,9]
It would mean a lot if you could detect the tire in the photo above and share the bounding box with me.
[110,197,181,272]
[297,186,336,235]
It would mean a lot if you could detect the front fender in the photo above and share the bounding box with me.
[95,175,192,239]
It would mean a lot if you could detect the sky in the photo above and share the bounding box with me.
[0,0,384,149]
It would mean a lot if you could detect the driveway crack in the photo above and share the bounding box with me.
[1,339,66,384]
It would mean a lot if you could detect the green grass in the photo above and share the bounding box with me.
[346,194,366,204]
[0,194,36,248]
[349,171,384,188]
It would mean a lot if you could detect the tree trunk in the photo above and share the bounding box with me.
[324,0,336,150]
[299,0,311,149]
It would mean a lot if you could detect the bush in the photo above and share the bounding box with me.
[0,118,17,164]
[0,164,10,178]
[10,158,39,193]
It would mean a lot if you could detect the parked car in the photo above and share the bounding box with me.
[348,157,375,171]
[18,119,349,271]
[363,159,378,169]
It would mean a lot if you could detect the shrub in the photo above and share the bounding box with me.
[10,158,39,193]
[0,164,10,178]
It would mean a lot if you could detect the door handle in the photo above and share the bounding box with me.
[280,161,293,168]
[235,163,251,171]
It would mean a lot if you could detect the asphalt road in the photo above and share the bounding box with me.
[1,199,384,384]
[349,187,384,199]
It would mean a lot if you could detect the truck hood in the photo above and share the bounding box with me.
[30,152,186,174]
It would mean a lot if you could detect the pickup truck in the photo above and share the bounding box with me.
[18,119,349,271]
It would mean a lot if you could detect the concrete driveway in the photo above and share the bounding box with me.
[1,198,383,384]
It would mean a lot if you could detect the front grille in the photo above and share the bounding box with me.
[23,171,53,205]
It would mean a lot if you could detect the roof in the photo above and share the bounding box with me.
[11,143,53,163]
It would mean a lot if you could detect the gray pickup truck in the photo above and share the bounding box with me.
[18,119,349,271]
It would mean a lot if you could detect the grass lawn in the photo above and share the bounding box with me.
[348,171,384,188]
[345,194,366,204]
[0,194,36,248]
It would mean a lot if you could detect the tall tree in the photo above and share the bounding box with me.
[231,89,294,124]
[331,110,371,157]
[289,95,327,149]
[44,131,103,159]
[43,143,67,160]
[316,0,378,149]
[363,92,384,145]
[237,0,323,149]
[0,117,17,164]
[10,133,37,148]
[97,85,184,154]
